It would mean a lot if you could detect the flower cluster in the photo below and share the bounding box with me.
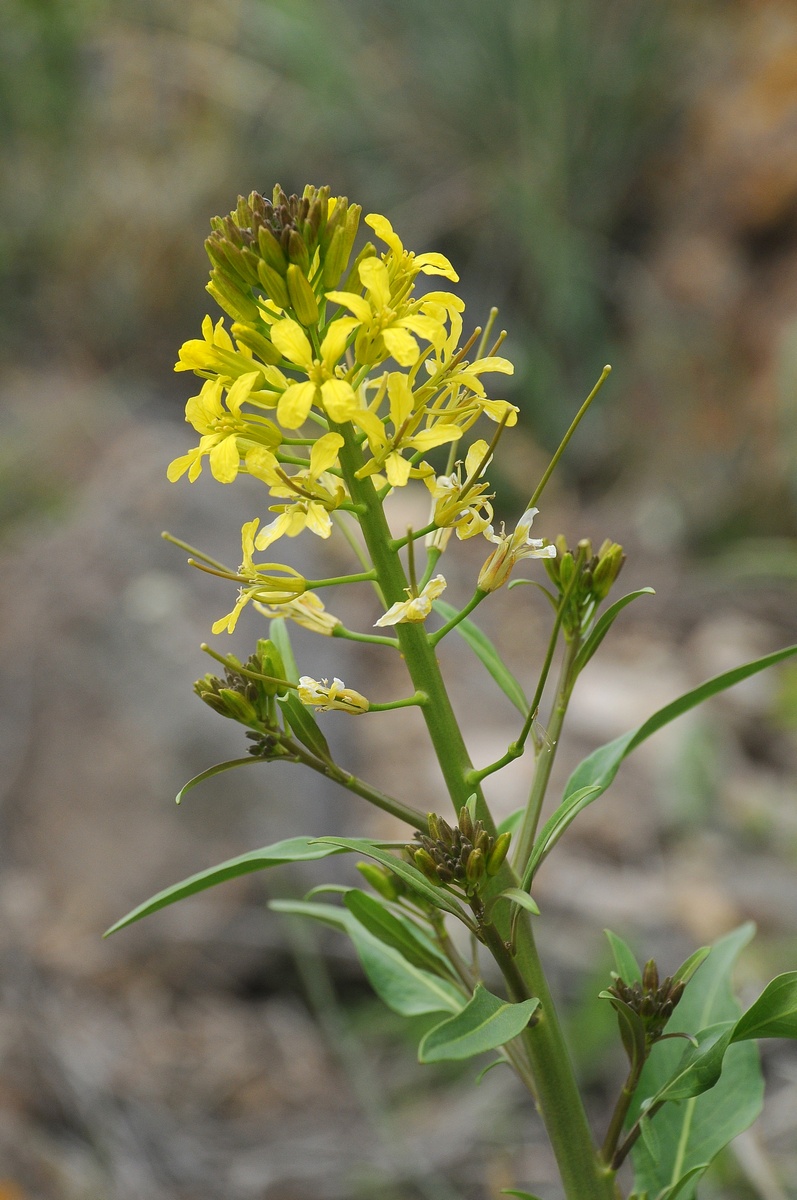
[168,186,560,714]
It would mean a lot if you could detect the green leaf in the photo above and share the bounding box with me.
[486,887,540,921]
[673,946,711,989]
[501,1191,544,1200]
[651,1022,736,1103]
[343,889,454,978]
[433,599,528,714]
[654,1165,710,1200]
[268,616,299,683]
[315,837,471,922]
[573,588,655,674]
[418,984,539,1063]
[558,642,797,852]
[525,785,602,882]
[605,929,642,984]
[104,837,348,936]
[600,990,647,1069]
[175,757,262,804]
[272,898,464,1016]
[474,1057,510,1084]
[278,692,332,761]
[732,972,797,1041]
[629,924,763,1200]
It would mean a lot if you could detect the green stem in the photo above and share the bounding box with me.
[335,423,619,1200]
[429,590,486,647]
[601,1055,646,1167]
[512,633,581,876]
[289,739,426,830]
[333,626,400,649]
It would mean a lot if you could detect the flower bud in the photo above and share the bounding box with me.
[256,260,290,310]
[257,225,288,274]
[356,862,403,901]
[486,831,512,875]
[465,848,485,884]
[414,848,441,883]
[286,263,320,326]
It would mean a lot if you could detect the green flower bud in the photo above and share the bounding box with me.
[458,805,474,842]
[413,848,441,883]
[343,242,377,293]
[356,862,403,901]
[286,263,319,326]
[465,848,485,884]
[207,271,260,324]
[486,831,511,875]
[286,229,310,273]
[256,260,290,310]
[230,323,282,366]
[257,225,288,274]
[218,687,259,724]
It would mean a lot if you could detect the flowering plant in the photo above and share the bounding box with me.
[108,187,797,1200]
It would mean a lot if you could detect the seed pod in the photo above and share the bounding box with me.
[286,264,319,326]
[486,831,512,875]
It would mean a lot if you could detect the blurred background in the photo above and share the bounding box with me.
[2,0,797,1196]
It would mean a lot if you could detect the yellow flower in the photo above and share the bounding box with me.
[251,432,346,549]
[326,258,449,368]
[365,213,459,284]
[211,519,306,633]
[271,317,358,428]
[374,575,447,627]
[422,339,519,431]
[477,509,555,593]
[254,591,342,635]
[353,372,463,487]
[297,676,369,714]
[424,440,494,541]
[167,374,282,484]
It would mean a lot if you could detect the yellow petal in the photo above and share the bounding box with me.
[320,317,358,367]
[240,518,260,571]
[309,432,344,477]
[413,252,459,281]
[386,371,413,428]
[408,425,463,451]
[212,317,234,351]
[225,370,260,415]
[167,451,198,482]
[351,408,387,447]
[364,213,404,257]
[385,451,412,488]
[401,314,447,347]
[381,326,419,367]
[271,318,313,368]
[277,381,316,429]
[358,257,391,310]
[304,502,333,538]
[255,511,293,550]
[209,435,240,483]
[480,399,519,426]
[320,378,358,422]
[325,289,372,324]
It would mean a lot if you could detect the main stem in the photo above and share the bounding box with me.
[336,428,619,1200]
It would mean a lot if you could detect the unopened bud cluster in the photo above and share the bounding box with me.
[607,959,686,1044]
[194,639,287,743]
[544,536,625,634]
[205,185,363,328]
[407,807,511,894]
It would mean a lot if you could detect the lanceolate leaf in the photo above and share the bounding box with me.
[271,898,464,1016]
[343,889,454,978]
[573,588,655,674]
[486,887,541,922]
[605,929,643,984]
[525,785,602,882]
[175,757,263,804]
[315,837,470,921]
[551,643,797,863]
[732,972,797,1041]
[278,692,332,761]
[268,616,299,683]
[104,837,348,936]
[419,984,539,1063]
[501,1191,544,1200]
[628,924,762,1200]
[432,599,528,714]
